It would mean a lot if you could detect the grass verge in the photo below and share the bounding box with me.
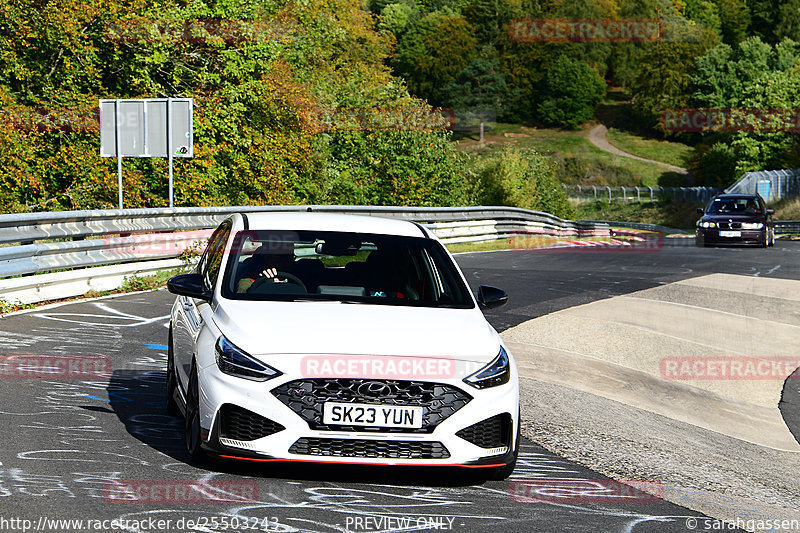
[605,128,692,169]
[455,122,688,187]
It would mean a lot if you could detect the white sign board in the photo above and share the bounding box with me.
[100,99,192,157]
[99,98,193,208]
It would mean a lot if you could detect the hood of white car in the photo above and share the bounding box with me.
[212,300,500,363]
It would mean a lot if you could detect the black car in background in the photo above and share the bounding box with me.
[696,194,775,248]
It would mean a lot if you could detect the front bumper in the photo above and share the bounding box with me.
[195,359,519,468]
[696,228,766,246]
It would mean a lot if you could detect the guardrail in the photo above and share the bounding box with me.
[0,205,610,305]
[566,185,723,203]
[775,221,800,234]
[579,220,690,235]
[3,205,797,307]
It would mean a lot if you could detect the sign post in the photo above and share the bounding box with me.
[100,98,193,209]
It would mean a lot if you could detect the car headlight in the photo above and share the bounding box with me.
[741,222,763,229]
[463,347,511,389]
[700,221,716,228]
[215,336,282,381]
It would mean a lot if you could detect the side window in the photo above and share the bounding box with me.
[202,221,232,291]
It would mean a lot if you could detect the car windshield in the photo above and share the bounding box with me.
[706,198,761,215]
[221,230,474,308]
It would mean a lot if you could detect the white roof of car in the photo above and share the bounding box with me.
[238,212,432,238]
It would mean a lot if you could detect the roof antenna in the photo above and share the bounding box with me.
[307,206,313,212]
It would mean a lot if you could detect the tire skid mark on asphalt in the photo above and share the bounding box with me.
[479,483,697,530]
[0,288,733,531]
[31,302,170,329]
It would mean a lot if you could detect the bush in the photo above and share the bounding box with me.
[466,147,574,219]
[689,142,740,186]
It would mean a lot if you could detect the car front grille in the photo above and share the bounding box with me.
[717,222,742,230]
[456,414,512,449]
[289,437,450,459]
[271,379,472,433]
[218,404,285,441]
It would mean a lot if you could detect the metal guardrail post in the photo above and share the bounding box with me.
[607,186,611,204]
[593,186,597,200]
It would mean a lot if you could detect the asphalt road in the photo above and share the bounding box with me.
[4,237,797,533]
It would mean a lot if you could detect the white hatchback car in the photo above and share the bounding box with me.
[167,212,519,479]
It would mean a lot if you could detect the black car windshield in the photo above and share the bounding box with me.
[221,230,474,308]
[706,198,762,215]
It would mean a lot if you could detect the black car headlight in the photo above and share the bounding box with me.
[464,347,511,389]
[215,336,282,382]
[740,222,763,230]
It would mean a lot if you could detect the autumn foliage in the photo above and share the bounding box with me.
[0,0,465,212]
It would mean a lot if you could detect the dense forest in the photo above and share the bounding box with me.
[0,0,798,216]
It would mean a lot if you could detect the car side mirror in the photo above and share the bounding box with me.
[696,208,704,214]
[766,209,775,215]
[477,285,508,309]
[168,273,212,302]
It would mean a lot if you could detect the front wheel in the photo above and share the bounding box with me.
[185,363,207,464]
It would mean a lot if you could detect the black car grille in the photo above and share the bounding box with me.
[218,404,285,441]
[456,414,512,449]
[271,379,472,433]
[717,222,742,230]
[289,437,450,459]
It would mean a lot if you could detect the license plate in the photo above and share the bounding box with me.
[719,230,741,237]
[322,402,423,429]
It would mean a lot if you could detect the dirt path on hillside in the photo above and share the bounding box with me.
[588,124,688,174]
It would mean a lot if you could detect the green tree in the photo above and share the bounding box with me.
[378,2,418,35]
[394,10,479,104]
[536,56,606,128]
[442,51,508,141]
[688,37,800,184]
[713,0,750,45]
[0,0,469,212]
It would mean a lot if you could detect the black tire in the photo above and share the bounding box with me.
[487,413,521,481]
[166,325,180,417]
[185,362,207,464]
